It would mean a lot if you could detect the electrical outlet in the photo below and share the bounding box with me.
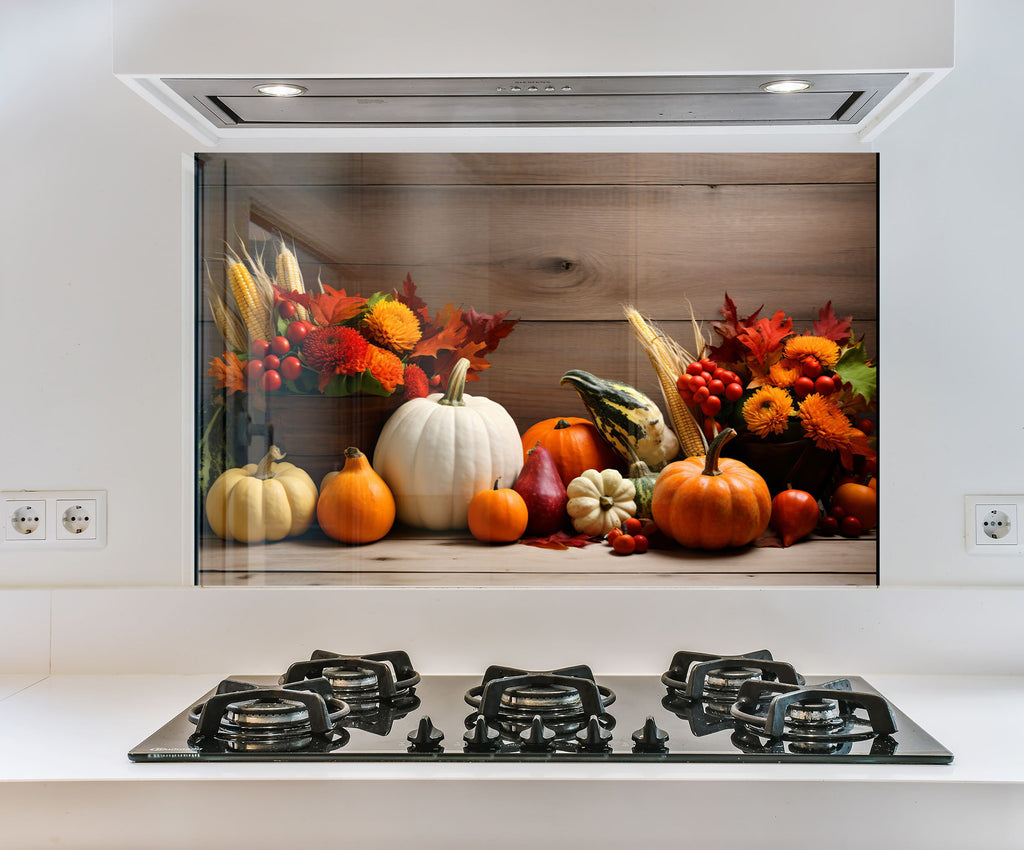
[4,499,46,541]
[964,495,1024,555]
[56,499,98,540]
[0,490,106,549]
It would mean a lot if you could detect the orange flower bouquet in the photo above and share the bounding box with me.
[206,242,517,400]
[674,294,877,493]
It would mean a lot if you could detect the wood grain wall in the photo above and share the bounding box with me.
[199,152,877,438]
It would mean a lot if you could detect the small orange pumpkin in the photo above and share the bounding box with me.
[520,417,622,487]
[651,428,771,550]
[317,447,396,544]
[831,482,877,530]
[467,480,529,544]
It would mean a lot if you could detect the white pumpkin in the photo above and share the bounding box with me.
[372,358,523,530]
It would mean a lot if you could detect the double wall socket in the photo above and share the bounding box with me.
[964,495,1024,556]
[2,490,107,549]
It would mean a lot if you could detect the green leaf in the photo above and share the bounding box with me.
[322,374,352,397]
[834,344,877,405]
[358,371,394,398]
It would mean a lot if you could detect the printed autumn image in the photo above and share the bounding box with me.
[207,241,518,401]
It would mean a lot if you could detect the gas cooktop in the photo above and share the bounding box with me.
[128,649,953,764]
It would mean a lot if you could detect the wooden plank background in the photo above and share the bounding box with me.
[196,152,878,585]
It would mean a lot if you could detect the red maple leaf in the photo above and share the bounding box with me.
[461,306,520,354]
[708,293,764,365]
[272,284,314,314]
[431,342,490,388]
[307,285,366,326]
[394,273,430,322]
[812,301,853,345]
[737,310,793,365]
[521,530,598,550]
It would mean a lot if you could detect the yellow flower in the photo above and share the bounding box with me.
[768,360,801,387]
[363,299,422,353]
[797,393,853,452]
[742,386,794,438]
[784,335,841,369]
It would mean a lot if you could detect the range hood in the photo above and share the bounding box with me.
[113,0,953,148]
[163,74,907,130]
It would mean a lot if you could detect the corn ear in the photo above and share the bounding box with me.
[228,261,273,342]
[208,290,248,352]
[624,305,707,459]
[274,242,310,322]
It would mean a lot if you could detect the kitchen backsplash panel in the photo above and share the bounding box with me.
[196,153,878,588]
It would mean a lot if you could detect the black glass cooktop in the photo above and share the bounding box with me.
[129,671,953,764]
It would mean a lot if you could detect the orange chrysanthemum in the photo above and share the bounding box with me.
[366,345,405,394]
[302,326,371,390]
[207,351,247,394]
[797,393,854,452]
[363,299,422,353]
[402,363,430,400]
[742,386,794,438]
[784,335,841,369]
[768,360,801,388]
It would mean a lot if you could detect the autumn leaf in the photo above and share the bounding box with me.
[521,530,599,550]
[273,285,314,314]
[411,306,466,359]
[709,292,764,364]
[834,343,877,405]
[432,342,490,388]
[737,310,793,366]
[812,301,853,345]
[207,352,248,394]
[308,284,366,326]
[394,273,430,321]
[462,306,520,354]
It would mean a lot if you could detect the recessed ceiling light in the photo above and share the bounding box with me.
[255,83,307,97]
[760,80,813,94]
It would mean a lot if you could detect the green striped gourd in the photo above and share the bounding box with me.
[626,449,659,519]
[559,370,679,471]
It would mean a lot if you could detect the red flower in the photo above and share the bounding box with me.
[302,326,371,391]
[402,363,429,400]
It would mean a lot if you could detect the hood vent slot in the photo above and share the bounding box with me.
[165,74,905,129]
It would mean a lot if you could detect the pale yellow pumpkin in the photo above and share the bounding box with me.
[566,468,637,537]
[205,446,318,543]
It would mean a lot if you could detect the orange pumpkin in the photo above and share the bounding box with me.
[520,417,623,487]
[651,428,771,550]
[467,481,529,544]
[831,482,877,530]
[317,447,396,544]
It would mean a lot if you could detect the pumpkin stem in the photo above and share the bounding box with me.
[344,447,365,460]
[492,479,501,490]
[255,445,286,480]
[702,428,736,477]
[598,495,615,510]
[554,419,573,430]
[438,357,470,407]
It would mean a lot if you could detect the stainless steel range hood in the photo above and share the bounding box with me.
[113,0,954,147]
[163,74,906,130]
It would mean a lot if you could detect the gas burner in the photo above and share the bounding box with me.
[280,650,421,711]
[730,677,899,745]
[661,649,804,709]
[465,665,616,737]
[187,677,350,753]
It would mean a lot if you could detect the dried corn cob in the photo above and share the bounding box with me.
[274,242,310,322]
[208,290,248,352]
[228,261,273,342]
[624,305,707,459]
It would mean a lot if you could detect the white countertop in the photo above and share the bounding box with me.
[1,673,1022,849]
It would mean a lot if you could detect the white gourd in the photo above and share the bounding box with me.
[372,358,523,530]
[566,468,637,536]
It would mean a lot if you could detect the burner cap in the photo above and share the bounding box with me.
[224,697,311,729]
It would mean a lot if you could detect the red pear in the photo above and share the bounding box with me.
[513,443,569,536]
[771,489,820,547]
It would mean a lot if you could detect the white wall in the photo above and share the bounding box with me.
[0,0,1022,590]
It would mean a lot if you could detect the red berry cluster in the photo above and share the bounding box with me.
[675,358,744,418]
[816,505,864,538]
[606,517,658,555]
[792,356,840,400]
[247,335,302,392]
